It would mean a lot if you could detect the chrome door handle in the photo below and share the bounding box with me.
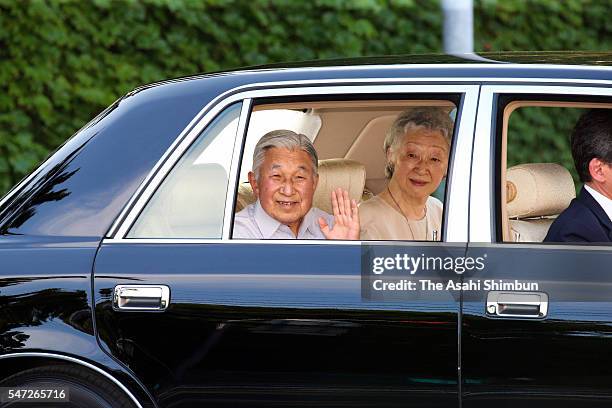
[113,285,170,311]
[486,291,548,318]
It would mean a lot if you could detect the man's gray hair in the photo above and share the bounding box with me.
[383,107,454,178]
[252,129,318,179]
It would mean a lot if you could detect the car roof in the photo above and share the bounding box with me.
[132,51,612,96]
[243,51,612,69]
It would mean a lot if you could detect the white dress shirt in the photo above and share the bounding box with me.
[585,184,612,223]
[233,200,334,239]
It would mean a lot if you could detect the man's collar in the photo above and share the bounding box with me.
[253,200,283,239]
[299,206,321,236]
[584,184,612,223]
[254,200,318,238]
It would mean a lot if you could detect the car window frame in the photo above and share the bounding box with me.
[470,84,612,246]
[126,101,245,239]
[107,81,480,244]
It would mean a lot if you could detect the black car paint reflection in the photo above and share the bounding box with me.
[94,243,460,407]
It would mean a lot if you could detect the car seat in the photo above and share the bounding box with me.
[506,163,576,242]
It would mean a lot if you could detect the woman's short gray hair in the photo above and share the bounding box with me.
[252,129,318,179]
[383,107,454,178]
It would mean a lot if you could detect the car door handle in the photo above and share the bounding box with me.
[486,291,548,318]
[112,285,170,311]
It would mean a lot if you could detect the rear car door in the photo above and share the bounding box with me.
[463,84,612,407]
[94,82,480,408]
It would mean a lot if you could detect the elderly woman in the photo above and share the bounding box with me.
[359,108,453,241]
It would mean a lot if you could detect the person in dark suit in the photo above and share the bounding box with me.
[545,109,612,243]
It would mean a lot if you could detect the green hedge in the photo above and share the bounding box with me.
[508,106,584,189]
[1,0,611,195]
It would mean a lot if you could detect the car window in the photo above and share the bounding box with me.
[232,97,459,242]
[127,102,242,238]
[499,99,612,243]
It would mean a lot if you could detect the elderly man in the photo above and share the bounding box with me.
[233,129,360,239]
[545,109,612,243]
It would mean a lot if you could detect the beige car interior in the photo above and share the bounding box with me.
[505,163,576,242]
[500,101,612,242]
[235,99,458,234]
[251,100,455,195]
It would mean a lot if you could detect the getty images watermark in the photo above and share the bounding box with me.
[361,244,540,301]
[371,253,538,291]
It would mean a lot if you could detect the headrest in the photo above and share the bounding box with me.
[235,158,366,214]
[506,163,576,218]
[344,114,396,194]
[313,159,366,214]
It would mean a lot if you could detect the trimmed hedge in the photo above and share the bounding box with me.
[508,106,584,187]
[1,0,611,195]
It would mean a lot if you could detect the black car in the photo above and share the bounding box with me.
[1,53,612,408]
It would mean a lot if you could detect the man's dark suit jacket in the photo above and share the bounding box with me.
[544,187,612,243]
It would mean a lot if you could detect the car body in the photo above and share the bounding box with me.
[1,52,612,408]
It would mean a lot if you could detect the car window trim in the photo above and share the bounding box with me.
[108,83,480,243]
[105,77,612,240]
[109,84,478,243]
[222,100,253,237]
[470,84,612,243]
